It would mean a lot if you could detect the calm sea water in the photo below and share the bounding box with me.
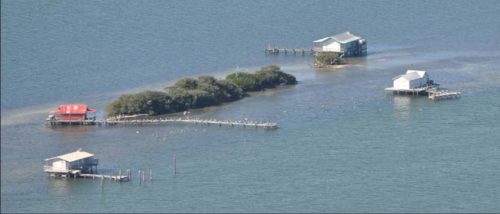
[2,0,500,212]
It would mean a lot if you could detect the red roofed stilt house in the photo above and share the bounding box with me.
[49,104,96,123]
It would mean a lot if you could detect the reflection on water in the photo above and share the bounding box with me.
[48,125,98,133]
[47,177,72,195]
[392,95,411,121]
[46,125,99,143]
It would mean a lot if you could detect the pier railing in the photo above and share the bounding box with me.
[265,46,315,55]
[103,117,278,129]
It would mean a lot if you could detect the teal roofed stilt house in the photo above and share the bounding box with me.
[313,32,367,57]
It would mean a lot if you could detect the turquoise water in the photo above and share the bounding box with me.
[2,0,500,212]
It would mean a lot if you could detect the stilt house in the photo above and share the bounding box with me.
[44,149,98,176]
[313,32,367,56]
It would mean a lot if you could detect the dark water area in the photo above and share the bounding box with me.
[2,0,500,212]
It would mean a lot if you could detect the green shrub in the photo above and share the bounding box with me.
[315,52,345,65]
[173,77,198,90]
[105,91,176,116]
[225,72,261,91]
[226,65,297,91]
[106,65,296,116]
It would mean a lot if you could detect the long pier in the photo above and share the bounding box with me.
[79,174,129,182]
[102,117,278,129]
[265,46,315,55]
[48,117,278,129]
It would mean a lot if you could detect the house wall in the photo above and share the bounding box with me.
[322,41,341,52]
[52,160,67,171]
[394,77,429,89]
[59,114,86,121]
[394,78,410,89]
[409,77,429,88]
[68,157,96,173]
[313,42,324,51]
[343,40,367,57]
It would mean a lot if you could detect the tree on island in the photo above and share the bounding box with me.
[105,65,297,117]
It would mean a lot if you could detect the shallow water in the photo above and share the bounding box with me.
[2,0,500,212]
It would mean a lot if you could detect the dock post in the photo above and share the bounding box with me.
[173,154,177,175]
[138,170,142,184]
[100,176,104,192]
[149,168,152,182]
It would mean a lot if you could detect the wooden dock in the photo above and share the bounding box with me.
[265,46,314,55]
[102,117,278,129]
[385,86,461,101]
[428,90,461,100]
[47,116,278,129]
[45,169,130,182]
[47,120,97,126]
[80,174,129,182]
[384,85,437,96]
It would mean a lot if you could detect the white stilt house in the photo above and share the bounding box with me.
[44,149,98,177]
[393,70,430,89]
[385,70,437,95]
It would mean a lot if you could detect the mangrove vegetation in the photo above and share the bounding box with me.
[314,52,345,66]
[106,65,297,116]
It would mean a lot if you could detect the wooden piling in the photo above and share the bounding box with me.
[100,176,104,192]
[173,155,177,175]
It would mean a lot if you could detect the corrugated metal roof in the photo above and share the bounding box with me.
[330,32,361,43]
[50,104,96,114]
[406,70,427,78]
[401,72,423,81]
[46,149,94,162]
[313,37,332,43]
[394,70,427,81]
[314,32,363,45]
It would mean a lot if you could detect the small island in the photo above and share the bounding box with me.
[106,65,297,116]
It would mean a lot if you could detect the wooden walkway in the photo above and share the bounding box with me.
[384,85,438,96]
[265,47,315,55]
[80,174,129,182]
[385,85,461,101]
[428,90,461,100]
[102,117,278,129]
